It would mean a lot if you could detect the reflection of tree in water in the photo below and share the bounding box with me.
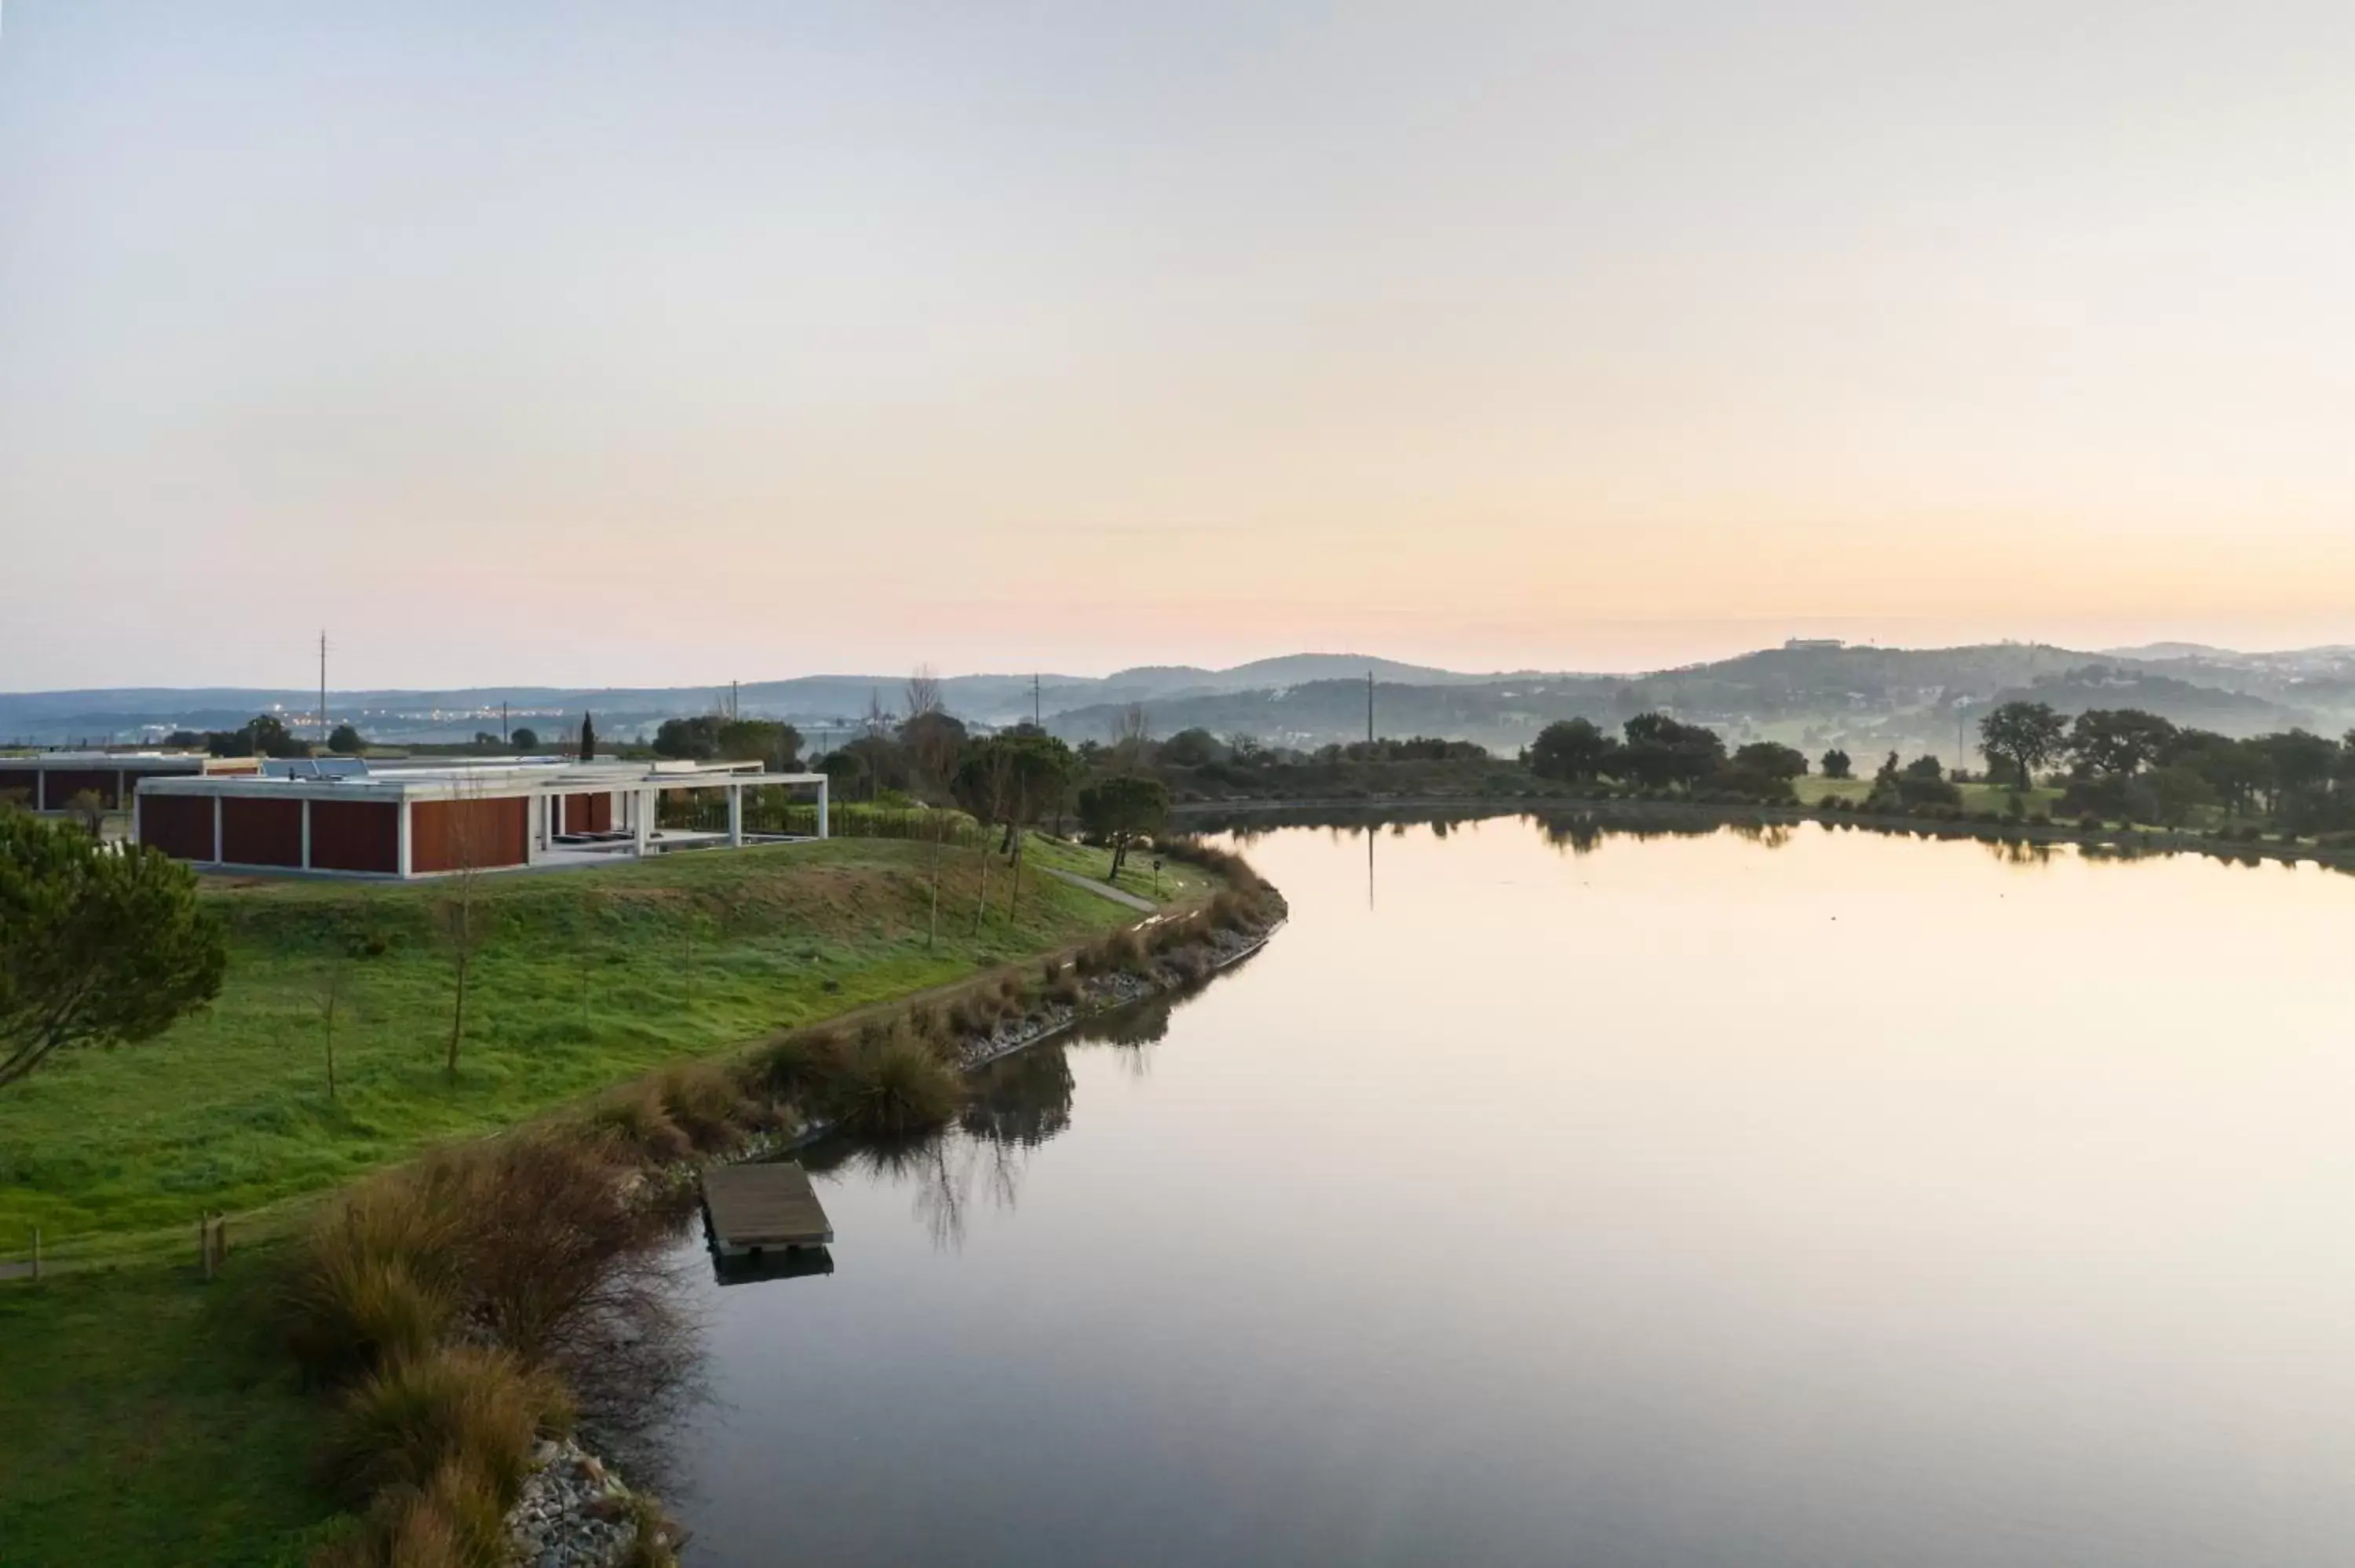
[800,964,1241,1251]
[962,1043,1075,1149]
[563,1211,710,1501]
[1980,837,2056,868]
[1071,990,1175,1079]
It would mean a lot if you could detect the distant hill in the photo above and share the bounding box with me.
[8,642,2352,750]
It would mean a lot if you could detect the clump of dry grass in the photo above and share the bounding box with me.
[653,1061,754,1151]
[816,1025,962,1136]
[319,1344,571,1510]
[586,1081,692,1165]
[751,1027,842,1103]
[285,1178,466,1384]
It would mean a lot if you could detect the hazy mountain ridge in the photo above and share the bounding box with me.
[5,644,2350,749]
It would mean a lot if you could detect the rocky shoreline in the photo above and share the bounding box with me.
[508,1437,671,1568]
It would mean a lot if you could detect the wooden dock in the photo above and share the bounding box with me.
[702,1161,834,1257]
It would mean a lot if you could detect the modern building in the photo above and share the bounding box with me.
[0,750,261,814]
[132,757,829,879]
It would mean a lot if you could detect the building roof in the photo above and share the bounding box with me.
[137,757,825,803]
[0,750,225,769]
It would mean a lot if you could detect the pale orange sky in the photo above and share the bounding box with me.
[3,4,2351,687]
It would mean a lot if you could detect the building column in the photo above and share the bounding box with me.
[301,798,312,870]
[116,769,128,811]
[35,768,46,812]
[728,783,743,847]
[396,799,413,879]
[816,777,829,839]
[634,789,653,857]
[132,786,144,848]
[212,797,224,863]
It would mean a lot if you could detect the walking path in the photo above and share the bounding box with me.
[1045,866,1157,912]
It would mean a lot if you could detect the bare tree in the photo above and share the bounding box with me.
[434,780,490,1082]
[969,745,1016,936]
[904,664,943,723]
[929,809,947,950]
[313,950,347,1101]
[1111,702,1150,774]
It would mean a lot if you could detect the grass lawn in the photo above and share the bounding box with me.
[0,832,1205,1260]
[1792,776,2065,815]
[0,1248,335,1567]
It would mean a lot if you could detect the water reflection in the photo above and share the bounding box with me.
[671,819,2355,1568]
[710,1245,835,1287]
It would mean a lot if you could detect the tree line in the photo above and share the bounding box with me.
[1977,699,2355,831]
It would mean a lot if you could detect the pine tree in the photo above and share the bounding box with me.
[578,712,597,761]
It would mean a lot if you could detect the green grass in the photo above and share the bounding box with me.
[0,833,1205,1256]
[1792,776,2065,815]
[0,1247,338,1567]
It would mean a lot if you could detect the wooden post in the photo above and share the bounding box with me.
[200,1215,213,1280]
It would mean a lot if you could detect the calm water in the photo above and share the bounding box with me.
[665,816,2355,1566]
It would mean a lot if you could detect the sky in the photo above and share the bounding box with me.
[3,2,2352,690]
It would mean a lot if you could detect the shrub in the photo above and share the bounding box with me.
[286,1181,465,1383]
[423,1133,667,1362]
[653,1062,753,1151]
[321,1344,571,1511]
[750,1028,842,1104]
[587,1083,692,1165]
[818,1028,962,1136]
[315,1460,513,1568]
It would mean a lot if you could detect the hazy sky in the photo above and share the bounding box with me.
[4,2,2352,688]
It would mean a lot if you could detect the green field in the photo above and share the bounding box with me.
[0,1251,332,1567]
[1791,776,2065,815]
[0,832,1203,1259]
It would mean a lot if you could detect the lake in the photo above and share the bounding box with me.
[661,815,2355,1566]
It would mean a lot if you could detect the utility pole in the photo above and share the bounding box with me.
[731,679,739,721]
[1367,670,1375,747]
[318,630,329,746]
[501,701,509,745]
[1032,673,1041,728]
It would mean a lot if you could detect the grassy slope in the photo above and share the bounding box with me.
[0,833,1204,1255]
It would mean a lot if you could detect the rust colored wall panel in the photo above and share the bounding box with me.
[560,792,613,833]
[38,769,122,809]
[411,797,528,873]
[309,799,400,873]
[222,797,304,866]
[142,795,216,862]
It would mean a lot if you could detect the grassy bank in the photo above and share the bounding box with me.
[0,833,1244,1568]
[0,834,1207,1257]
